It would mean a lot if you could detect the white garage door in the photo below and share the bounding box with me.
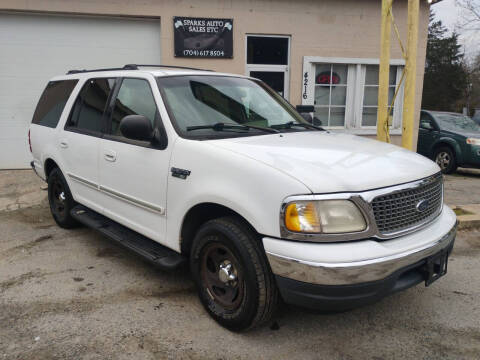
[0,13,161,169]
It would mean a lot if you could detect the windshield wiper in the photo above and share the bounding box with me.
[270,121,325,131]
[187,122,279,133]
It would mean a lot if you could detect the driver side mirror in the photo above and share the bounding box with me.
[312,116,323,126]
[420,122,434,131]
[300,113,313,123]
[296,105,314,113]
[296,105,315,124]
[120,115,154,142]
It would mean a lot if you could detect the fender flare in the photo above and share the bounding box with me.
[41,154,76,194]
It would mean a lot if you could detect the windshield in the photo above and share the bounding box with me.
[435,113,480,132]
[156,75,308,138]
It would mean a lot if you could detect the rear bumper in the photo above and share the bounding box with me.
[30,160,38,176]
[263,205,457,310]
[30,160,46,181]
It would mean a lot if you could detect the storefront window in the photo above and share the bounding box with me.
[314,64,348,127]
[362,65,397,127]
[302,58,404,133]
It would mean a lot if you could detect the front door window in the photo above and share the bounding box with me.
[110,78,158,136]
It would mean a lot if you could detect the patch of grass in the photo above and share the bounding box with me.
[453,207,474,216]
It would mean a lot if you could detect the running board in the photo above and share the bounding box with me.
[70,205,186,270]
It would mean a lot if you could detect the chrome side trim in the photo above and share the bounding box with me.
[266,221,456,286]
[279,172,443,243]
[67,174,165,215]
[99,185,165,215]
[68,173,98,190]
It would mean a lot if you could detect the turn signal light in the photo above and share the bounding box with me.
[284,202,321,233]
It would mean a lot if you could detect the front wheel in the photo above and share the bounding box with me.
[434,147,457,174]
[190,217,278,331]
[47,167,79,228]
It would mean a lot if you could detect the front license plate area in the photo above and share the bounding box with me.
[424,250,449,286]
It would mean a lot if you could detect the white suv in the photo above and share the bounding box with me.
[29,65,457,331]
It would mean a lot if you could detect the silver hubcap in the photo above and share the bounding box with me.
[59,191,66,202]
[436,152,450,170]
[218,261,237,284]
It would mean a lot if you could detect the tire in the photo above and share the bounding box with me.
[434,146,457,174]
[190,216,278,331]
[47,167,79,229]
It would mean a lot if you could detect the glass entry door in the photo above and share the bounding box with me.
[249,69,287,98]
[246,35,290,99]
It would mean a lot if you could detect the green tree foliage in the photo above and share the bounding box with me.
[467,53,480,115]
[422,12,468,112]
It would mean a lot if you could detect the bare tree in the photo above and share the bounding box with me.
[457,0,480,31]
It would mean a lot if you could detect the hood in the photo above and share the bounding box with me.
[207,132,440,194]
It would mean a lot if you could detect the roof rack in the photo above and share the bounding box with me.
[66,64,211,75]
[66,65,136,74]
[126,64,213,72]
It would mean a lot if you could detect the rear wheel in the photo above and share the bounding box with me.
[190,217,278,331]
[434,147,457,174]
[47,167,79,228]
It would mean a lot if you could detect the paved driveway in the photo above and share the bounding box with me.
[444,168,480,206]
[0,170,479,359]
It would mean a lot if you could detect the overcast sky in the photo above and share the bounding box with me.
[433,0,458,30]
[432,0,479,59]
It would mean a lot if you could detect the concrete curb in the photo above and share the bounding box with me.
[452,204,480,230]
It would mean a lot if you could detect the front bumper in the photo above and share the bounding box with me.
[465,145,480,167]
[263,205,457,310]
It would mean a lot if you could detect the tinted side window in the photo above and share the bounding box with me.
[68,78,115,133]
[32,80,78,128]
[110,78,158,136]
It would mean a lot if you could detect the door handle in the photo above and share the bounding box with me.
[59,141,68,149]
[104,151,117,162]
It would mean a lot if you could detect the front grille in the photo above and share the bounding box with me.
[371,174,443,234]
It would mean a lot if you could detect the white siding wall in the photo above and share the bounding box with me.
[0,13,161,169]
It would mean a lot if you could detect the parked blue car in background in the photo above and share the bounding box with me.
[417,110,480,174]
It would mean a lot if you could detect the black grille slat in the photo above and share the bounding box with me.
[371,174,443,234]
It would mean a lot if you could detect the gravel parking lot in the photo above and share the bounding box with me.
[444,168,480,206]
[1,170,480,359]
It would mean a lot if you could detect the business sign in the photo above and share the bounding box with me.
[316,71,340,85]
[173,17,233,58]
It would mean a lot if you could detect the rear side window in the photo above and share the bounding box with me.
[67,78,116,133]
[110,78,158,136]
[32,80,78,128]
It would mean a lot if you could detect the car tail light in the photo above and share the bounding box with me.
[28,129,32,153]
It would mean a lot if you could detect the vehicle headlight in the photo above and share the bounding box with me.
[284,200,367,234]
[466,138,480,146]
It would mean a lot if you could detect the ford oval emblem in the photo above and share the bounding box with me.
[416,199,430,213]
